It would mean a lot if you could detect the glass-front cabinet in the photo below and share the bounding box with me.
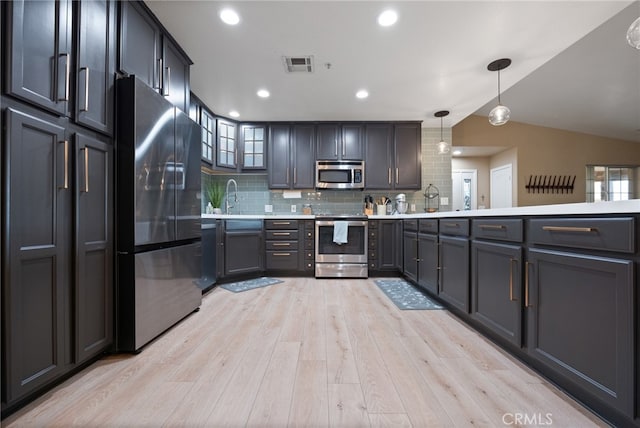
[240,124,266,169]
[201,108,215,164]
[217,119,237,168]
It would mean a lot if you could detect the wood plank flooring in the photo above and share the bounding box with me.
[3,277,606,427]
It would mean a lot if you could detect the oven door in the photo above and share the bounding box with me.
[315,220,368,263]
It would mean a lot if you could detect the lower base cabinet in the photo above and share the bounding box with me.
[417,232,438,295]
[438,235,470,313]
[526,248,634,418]
[471,240,522,347]
[219,221,264,278]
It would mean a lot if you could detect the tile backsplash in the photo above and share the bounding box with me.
[201,127,452,215]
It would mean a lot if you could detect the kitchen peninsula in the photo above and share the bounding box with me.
[206,199,639,427]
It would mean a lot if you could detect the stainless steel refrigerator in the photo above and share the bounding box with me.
[115,76,202,352]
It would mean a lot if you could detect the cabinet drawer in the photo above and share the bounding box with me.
[266,230,299,240]
[404,219,418,232]
[528,217,635,253]
[419,219,438,234]
[265,219,299,229]
[266,250,299,270]
[440,219,470,237]
[472,218,522,242]
[266,240,298,250]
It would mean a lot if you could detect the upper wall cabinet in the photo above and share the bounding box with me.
[216,119,237,169]
[240,124,266,170]
[6,0,116,135]
[268,124,315,189]
[316,123,363,161]
[365,122,422,190]
[118,1,191,112]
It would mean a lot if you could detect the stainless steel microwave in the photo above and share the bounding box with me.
[316,160,365,189]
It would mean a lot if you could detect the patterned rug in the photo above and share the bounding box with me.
[374,279,443,310]
[220,277,283,293]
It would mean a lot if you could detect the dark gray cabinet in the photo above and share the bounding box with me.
[439,219,470,313]
[118,1,191,112]
[368,220,396,271]
[316,123,363,160]
[268,124,315,189]
[265,220,299,271]
[239,124,267,170]
[525,217,635,418]
[2,108,113,406]
[7,0,116,135]
[402,220,419,282]
[218,220,264,278]
[471,219,523,347]
[365,122,421,190]
[6,0,72,115]
[75,0,117,135]
[417,220,439,295]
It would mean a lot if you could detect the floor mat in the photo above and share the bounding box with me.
[374,278,443,310]
[220,277,284,293]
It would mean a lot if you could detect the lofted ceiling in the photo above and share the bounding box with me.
[146,1,639,142]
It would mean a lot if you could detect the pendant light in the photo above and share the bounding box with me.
[487,58,511,126]
[627,16,640,49]
[434,110,450,154]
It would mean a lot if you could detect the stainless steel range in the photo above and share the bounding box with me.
[315,215,368,278]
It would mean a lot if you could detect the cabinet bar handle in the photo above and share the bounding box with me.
[272,221,291,225]
[272,242,291,247]
[396,168,399,184]
[164,66,171,96]
[525,261,531,308]
[61,140,69,189]
[80,67,90,112]
[60,53,70,101]
[82,147,89,193]
[286,167,289,184]
[335,139,338,157]
[388,168,391,185]
[479,224,505,230]
[273,252,291,256]
[157,59,163,90]
[342,140,346,157]
[273,232,291,236]
[443,223,459,228]
[542,226,597,233]
[509,258,516,301]
[294,167,297,184]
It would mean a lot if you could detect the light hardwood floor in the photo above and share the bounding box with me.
[4,277,605,427]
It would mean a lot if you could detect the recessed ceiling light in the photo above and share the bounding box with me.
[229,110,240,118]
[452,150,462,156]
[355,90,369,99]
[220,8,240,25]
[377,10,398,27]
[257,89,270,98]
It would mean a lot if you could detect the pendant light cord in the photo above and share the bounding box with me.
[497,69,502,105]
[440,116,443,141]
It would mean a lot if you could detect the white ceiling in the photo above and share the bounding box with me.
[146,1,639,141]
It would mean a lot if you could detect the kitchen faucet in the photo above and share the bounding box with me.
[225,178,238,214]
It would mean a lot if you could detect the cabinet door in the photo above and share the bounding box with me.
[162,36,190,112]
[526,248,634,417]
[341,124,363,160]
[200,108,216,164]
[471,241,522,346]
[394,221,404,270]
[364,124,393,189]
[417,233,438,295]
[378,220,396,270]
[292,124,315,188]
[403,231,418,281]
[217,120,237,169]
[224,231,264,276]
[4,108,70,403]
[7,0,72,115]
[240,124,266,170]
[394,123,421,189]
[76,0,116,134]
[439,235,469,312]
[316,124,339,160]
[268,125,291,189]
[119,1,161,89]
[75,133,113,363]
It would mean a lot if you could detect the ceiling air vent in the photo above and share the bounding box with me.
[283,55,314,73]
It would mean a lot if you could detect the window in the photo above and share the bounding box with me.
[200,109,215,163]
[217,120,236,168]
[586,165,636,202]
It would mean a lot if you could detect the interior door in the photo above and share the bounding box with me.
[490,164,513,208]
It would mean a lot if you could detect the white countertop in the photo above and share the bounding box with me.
[203,200,639,220]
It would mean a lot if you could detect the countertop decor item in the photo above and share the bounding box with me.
[424,184,440,212]
[206,181,224,213]
[487,58,512,126]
